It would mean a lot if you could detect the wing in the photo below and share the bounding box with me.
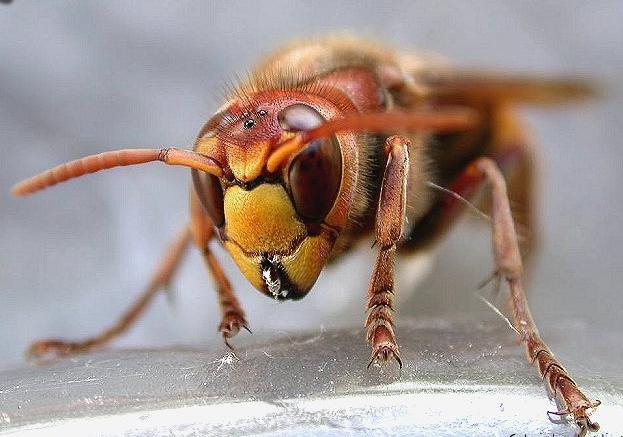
[419,69,597,105]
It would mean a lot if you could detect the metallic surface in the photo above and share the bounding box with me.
[1,320,621,436]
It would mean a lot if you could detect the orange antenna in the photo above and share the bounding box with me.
[267,109,477,173]
[12,148,223,196]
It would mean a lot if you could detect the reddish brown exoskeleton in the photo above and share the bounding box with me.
[12,36,600,435]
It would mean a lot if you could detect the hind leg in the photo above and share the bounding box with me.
[27,225,192,358]
[405,157,599,436]
[477,158,599,435]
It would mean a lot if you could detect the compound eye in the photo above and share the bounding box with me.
[288,137,342,222]
[192,169,225,227]
[278,103,324,132]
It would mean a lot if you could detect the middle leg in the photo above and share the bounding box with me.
[27,225,192,358]
[366,135,410,367]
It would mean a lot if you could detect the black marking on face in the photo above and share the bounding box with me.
[259,255,305,301]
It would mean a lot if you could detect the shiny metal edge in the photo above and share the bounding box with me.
[1,320,621,436]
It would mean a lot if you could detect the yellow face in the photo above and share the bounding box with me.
[222,184,335,300]
[192,99,347,300]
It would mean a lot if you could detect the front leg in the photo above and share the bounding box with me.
[190,187,249,349]
[366,135,410,367]
[202,246,250,349]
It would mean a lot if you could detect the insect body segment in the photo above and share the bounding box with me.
[13,36,599,435]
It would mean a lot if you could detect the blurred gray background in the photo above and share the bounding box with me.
[1,1,621,371]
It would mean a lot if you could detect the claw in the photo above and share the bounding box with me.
[547,401,600,436]
[223,336,235,351]
[218,312,251,350]
[575,400,601,437]
[576,415,600,437]
[367,342,402,369]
